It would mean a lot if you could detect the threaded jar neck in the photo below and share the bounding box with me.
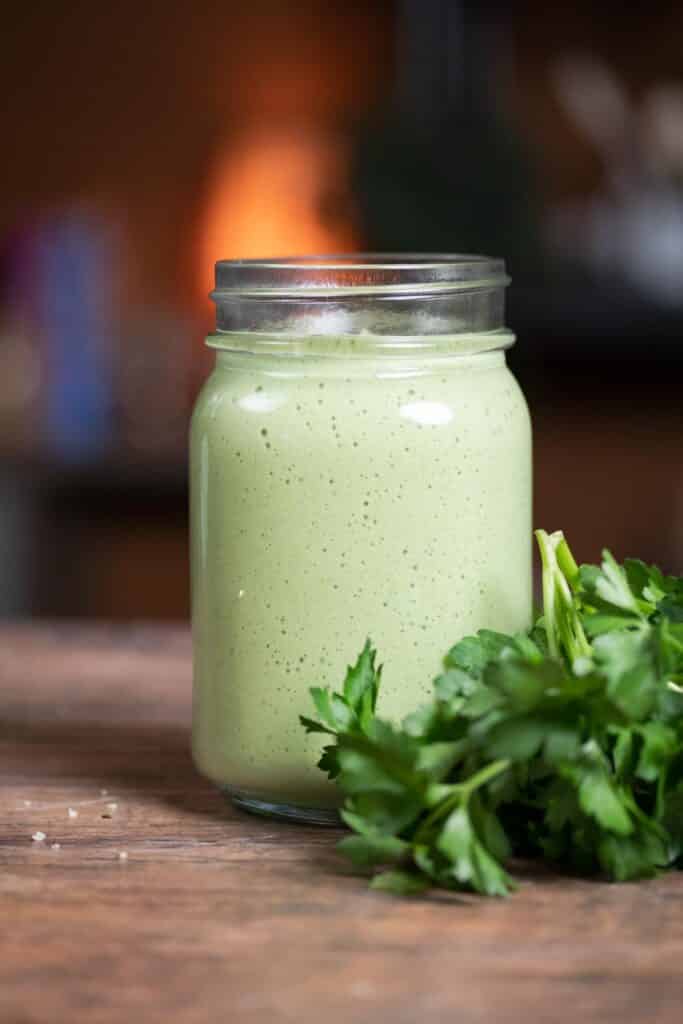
[209,254,511,343]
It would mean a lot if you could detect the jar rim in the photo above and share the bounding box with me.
[211,253,509,300]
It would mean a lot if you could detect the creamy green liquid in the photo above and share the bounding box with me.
[191,341,532,808]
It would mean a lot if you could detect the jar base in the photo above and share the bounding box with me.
[223,788,342,826]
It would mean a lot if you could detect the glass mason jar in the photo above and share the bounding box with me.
[191,255,532,823]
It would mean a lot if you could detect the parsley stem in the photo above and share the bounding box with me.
[536,529,560,659]
[535,529,592,665]
[556,535,580,589]
[417,791,463,840]
[459,758,512,797]
[419,760,510,842]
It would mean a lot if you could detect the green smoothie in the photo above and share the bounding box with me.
[190,337,532,812]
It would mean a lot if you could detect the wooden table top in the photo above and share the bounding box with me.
[2,624,683,1023]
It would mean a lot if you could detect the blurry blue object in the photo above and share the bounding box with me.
[34,209,114,463]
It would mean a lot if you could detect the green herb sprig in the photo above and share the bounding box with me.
[300,530,683,896]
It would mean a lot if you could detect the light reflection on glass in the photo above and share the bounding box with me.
[400,400,453,426]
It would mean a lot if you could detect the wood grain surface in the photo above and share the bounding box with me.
[2,624,683,1023]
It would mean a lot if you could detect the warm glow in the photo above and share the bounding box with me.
[200,125,359,296]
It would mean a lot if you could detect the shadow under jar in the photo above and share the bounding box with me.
[190,255,532,823]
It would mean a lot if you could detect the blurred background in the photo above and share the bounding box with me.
[1,0,681,620]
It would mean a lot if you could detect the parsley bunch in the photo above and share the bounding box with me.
[300,530,683,895]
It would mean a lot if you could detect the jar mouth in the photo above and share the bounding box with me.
[209,253,510,338]
[211,253,509,300]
